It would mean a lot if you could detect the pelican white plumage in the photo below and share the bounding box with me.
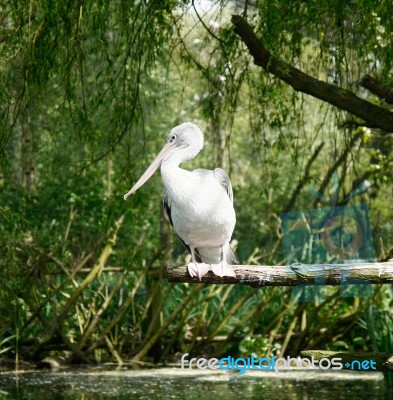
[124,122,236,280]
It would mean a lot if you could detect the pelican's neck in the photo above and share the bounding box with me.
[160,144,202,197]
[160,159,192,197]
[166,144,199,166]
[161,158,186,177]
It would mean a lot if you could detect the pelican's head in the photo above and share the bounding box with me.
[124,122,204,200]
[165,122,204,162]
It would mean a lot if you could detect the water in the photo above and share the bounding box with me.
[0,367,392,400]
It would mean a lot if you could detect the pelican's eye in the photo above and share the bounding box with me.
[168,134,177,143]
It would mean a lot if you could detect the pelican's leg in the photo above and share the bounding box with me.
[187,247,210,281]
[210,245,236,278]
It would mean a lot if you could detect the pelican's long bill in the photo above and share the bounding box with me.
[124,141,186,200]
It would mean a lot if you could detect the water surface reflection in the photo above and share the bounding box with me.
[0,367,391,399]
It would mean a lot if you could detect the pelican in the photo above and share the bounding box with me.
[124,122,237,280]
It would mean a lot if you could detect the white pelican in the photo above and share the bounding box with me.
[124,122,237,280]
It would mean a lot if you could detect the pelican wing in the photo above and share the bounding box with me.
[213,168,233,205]
[192,168,238,264]
[162,190,202,262]
[193,168,233,204]
[162,190,173,226]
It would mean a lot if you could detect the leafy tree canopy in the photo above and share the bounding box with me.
[0,0,392,364]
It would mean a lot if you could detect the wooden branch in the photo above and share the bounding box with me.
[360,74,393,104]
[166,261,393,287]
[301,350,393,372]
[231,15,393,133]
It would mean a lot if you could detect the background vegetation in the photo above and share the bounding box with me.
[0,0,392,374]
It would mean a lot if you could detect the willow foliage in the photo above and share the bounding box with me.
[0,0,392,363]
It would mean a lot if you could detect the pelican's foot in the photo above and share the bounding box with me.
[211,260,236,278]
[187,262,211,281]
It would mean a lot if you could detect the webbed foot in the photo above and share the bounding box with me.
[211,260,236,278]
[187,262,211,281]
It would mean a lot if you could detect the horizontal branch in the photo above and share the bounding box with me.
[301,350,393,372]
[166,261,393,287]
[231,15,393,133]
